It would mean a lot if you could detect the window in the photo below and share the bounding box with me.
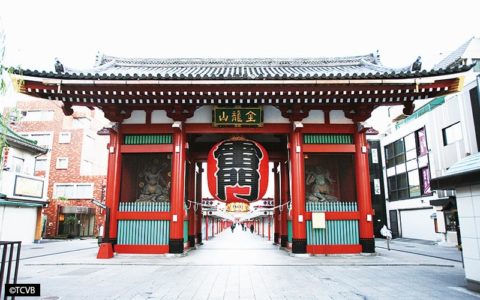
[385,140,405,168]
[54,183,94,199]
[76,184,94,198]
[56,157,69,169]
[473,59,480,72]
[59,132,71,144]
[442,122,462,145]
[13,157,24,173]
[408,170,421,197]
[21,110,54,121]
[385,127,432,201]
[404,133,417,161]
[388,173,408,201]
[21,133,52,149]
[34,158,48,172]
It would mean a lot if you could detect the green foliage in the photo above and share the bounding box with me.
[0,24,23,171]
[64,215,78,225]
[0,23,8,168]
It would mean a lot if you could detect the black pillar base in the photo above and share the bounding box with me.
[360,238,375,253]
[292,238,307,254]
[273,233,279,244]
[169,238,184,254]
[196,232,203,245]
[467,279,480,293]
[280,235,288,247]
[188,235,196,248]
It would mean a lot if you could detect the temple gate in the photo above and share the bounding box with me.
[12,54,469,257]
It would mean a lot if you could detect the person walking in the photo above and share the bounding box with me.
[250,224,254,234]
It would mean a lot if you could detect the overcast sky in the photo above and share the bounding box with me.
[1,0,479,71]
[1,0,479,199]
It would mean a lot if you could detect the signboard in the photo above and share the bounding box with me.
[422,167,431,194]
[418,128,428,156]
[374,179,381,195]
[207,138,269,203]
[60,206,95,214]
[14,175,44,199]
[312,212,326,229]
[226,202,250,212]
[213,107,263,127]
[371,148,379,164]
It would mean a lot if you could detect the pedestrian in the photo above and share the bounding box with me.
[380,224,392,250]
[250,224,254,234]
[231,224,235,233]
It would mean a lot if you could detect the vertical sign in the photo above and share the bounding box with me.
[418,128,428,156]
[371,148,379,164]
[374,178,381,195]
[422,167,431,194]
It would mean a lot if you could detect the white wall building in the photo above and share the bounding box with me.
[432,153,480,292]
[379,37,480,245]
[0,123,48,244]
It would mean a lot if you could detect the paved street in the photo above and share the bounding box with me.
[13,230,480,300]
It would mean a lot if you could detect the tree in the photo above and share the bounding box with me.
[0,22,22,171]
[0,24,8,168]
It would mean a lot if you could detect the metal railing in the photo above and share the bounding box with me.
[0,241,21,299]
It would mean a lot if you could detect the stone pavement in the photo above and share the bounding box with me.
[375,237,463,262]
[13,230,480,300]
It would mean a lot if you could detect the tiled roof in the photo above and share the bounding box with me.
[16,52,472,81]
[433,37,478,70]
[0,122,48,154]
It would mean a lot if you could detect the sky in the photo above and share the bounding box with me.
[1,0,479,72]
[1,0,479,198]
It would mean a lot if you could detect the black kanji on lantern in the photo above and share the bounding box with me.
[213,140,263,201]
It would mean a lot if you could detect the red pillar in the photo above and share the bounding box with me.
[195,163,203,244]
[354,127,375,253]
[187,161,196,248]
[280,161,289,247]
[98,128,121,259]
[211,217,215,237]
[273,162,280,244]
[169,126,186,253]
[289,128,307,253]
[262,218,264,237]
[268,217,271,241]
[206,216,209,241]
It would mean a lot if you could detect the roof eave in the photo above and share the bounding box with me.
[10,70,470,86]
[6,136,48,154]
[431,169,480,189]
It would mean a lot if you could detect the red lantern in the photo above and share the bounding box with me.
[207,138,269,203]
